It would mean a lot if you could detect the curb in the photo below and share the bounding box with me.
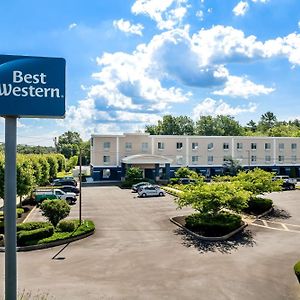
[170,216,247,242]
[0,230,95,252]
[256,206,274,219]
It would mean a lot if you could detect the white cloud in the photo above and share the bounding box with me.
[196,10,204,21]
[68,23,77,30]
[192,98,257,119]
[213,76,275,98]
[113,19,144,36]
[251,0,269,3]
[131,0,188,30]
[233,1,249,16]
[298,21,300,29]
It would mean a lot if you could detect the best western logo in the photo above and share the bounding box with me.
[0,70,63,98]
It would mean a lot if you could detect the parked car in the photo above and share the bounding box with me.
[58,185,79,195]
[274,175,297,190]
[132,182,150,192]
[33,188,77,204]
[51,178,77,187]
[138,185,165,197]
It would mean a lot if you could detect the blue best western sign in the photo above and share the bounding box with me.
[0,55,65,118]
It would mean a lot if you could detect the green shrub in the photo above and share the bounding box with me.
[57,220,77,232]
[185,212,242,237]
[16,208,25,218]
[294,261,300,283]
[17,226,54,246]
[40,199,70,227]
[244,197,273,215]
[38,220,95,244]
[0,221,3,234]
[17,221,50,232]
[169,178,179,185]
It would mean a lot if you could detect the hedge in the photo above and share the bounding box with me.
[17,221,50,232]
[244,197,273,215]
[185,212,242,237]
[17,226,54,246]
[57,220,77,232]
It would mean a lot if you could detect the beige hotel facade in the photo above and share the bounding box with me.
[90,133,300,181]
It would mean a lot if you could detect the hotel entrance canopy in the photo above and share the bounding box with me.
[121,154,173,165]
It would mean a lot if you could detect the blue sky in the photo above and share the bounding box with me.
[1,0,300,145]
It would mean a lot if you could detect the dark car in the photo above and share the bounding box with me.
[52,178,77,187]
[59,185,79,195]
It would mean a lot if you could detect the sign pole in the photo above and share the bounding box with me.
[79,147,82,225]
[4,116,17,300]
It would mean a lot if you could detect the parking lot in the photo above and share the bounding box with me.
[0,186,300,299]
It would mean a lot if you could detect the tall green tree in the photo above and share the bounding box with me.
[257,111,278,132]
[57,131,83,159]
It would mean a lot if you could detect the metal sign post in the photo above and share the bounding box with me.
[4,117,17,300]
[0,54,66,300]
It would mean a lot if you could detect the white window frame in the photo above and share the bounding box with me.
[265,155,271,163]
[279,143,284,151]
[176,142,183,150]
[278,155,284,163]
[125,142,132,151]
[176,155,183,165]
[192,156,199,164]
[251,155,257,163]
[292,155,297,163]
[251,143,257,150]
[208,155,213,164]
[192,142,198,150]
[265,143,271,150]
[237,142,243,150]
[292,143,297,151]
[223,143,229,151]
[158,142,165,150]
[207,143,214,151]
[141,142,148,152]
[103,155,110,164]
[103,141,110,151]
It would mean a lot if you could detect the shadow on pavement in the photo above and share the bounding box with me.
[264,206,291,221]
[174,228,256,254]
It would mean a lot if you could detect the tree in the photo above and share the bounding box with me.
[57,131,83,159]
[195,115,244,136]
[55,154,66,172]
[175,116,195,135]
[27,154,43,186]
[245,120,257,133]
[80,141,91,165]
[125,167,143,181]
[258,111,277,132]
[222,156,242,176]
[174,167,202,180]
[66,156,78,172]
[232,168,282,197]
[16,156,35,207]
[176,182,250,216]
[37,155,50,185]
[40,199,70,227]
[45,155,58,180]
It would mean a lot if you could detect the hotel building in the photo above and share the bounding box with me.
[90,133,300,181]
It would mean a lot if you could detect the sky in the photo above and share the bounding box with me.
[1,0,300,145]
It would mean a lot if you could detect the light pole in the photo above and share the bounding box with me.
[79,146,82,225]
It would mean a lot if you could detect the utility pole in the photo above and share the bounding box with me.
[79,146,82,225]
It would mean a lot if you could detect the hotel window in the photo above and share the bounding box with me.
[251,155,257,163]
[251,143,257,150]
[176,155,183,165]
[91,138,94,147]
[207,143,214,150]
[237,142,243,150]
[223,143,229,150]
[292,143,297,151]
[278,155,284,163]
[141,142,148,152]
[192,142,198,150]
[292,155,297,163]
[279,143,284,151]
[103,142,110,150]
[192,156,199,164]
[265,155,271,163]
[208,156,213,164]
[158,142,164,150]
[176,142,183,150]
[125,142,132,151]
[103,156,110,164]
[265,143,271,150]
[103,169,111,179]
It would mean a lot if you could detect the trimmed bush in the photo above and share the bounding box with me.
[244,197,273,215]
[17,221,50,232]
[40,199,70,227]
[185,212,242,237]
[57,220,77,232]
[16,208,25,218]
[294,261,300,283]
[17,226,54,246]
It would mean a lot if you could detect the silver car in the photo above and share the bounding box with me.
[138,185,165,197]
